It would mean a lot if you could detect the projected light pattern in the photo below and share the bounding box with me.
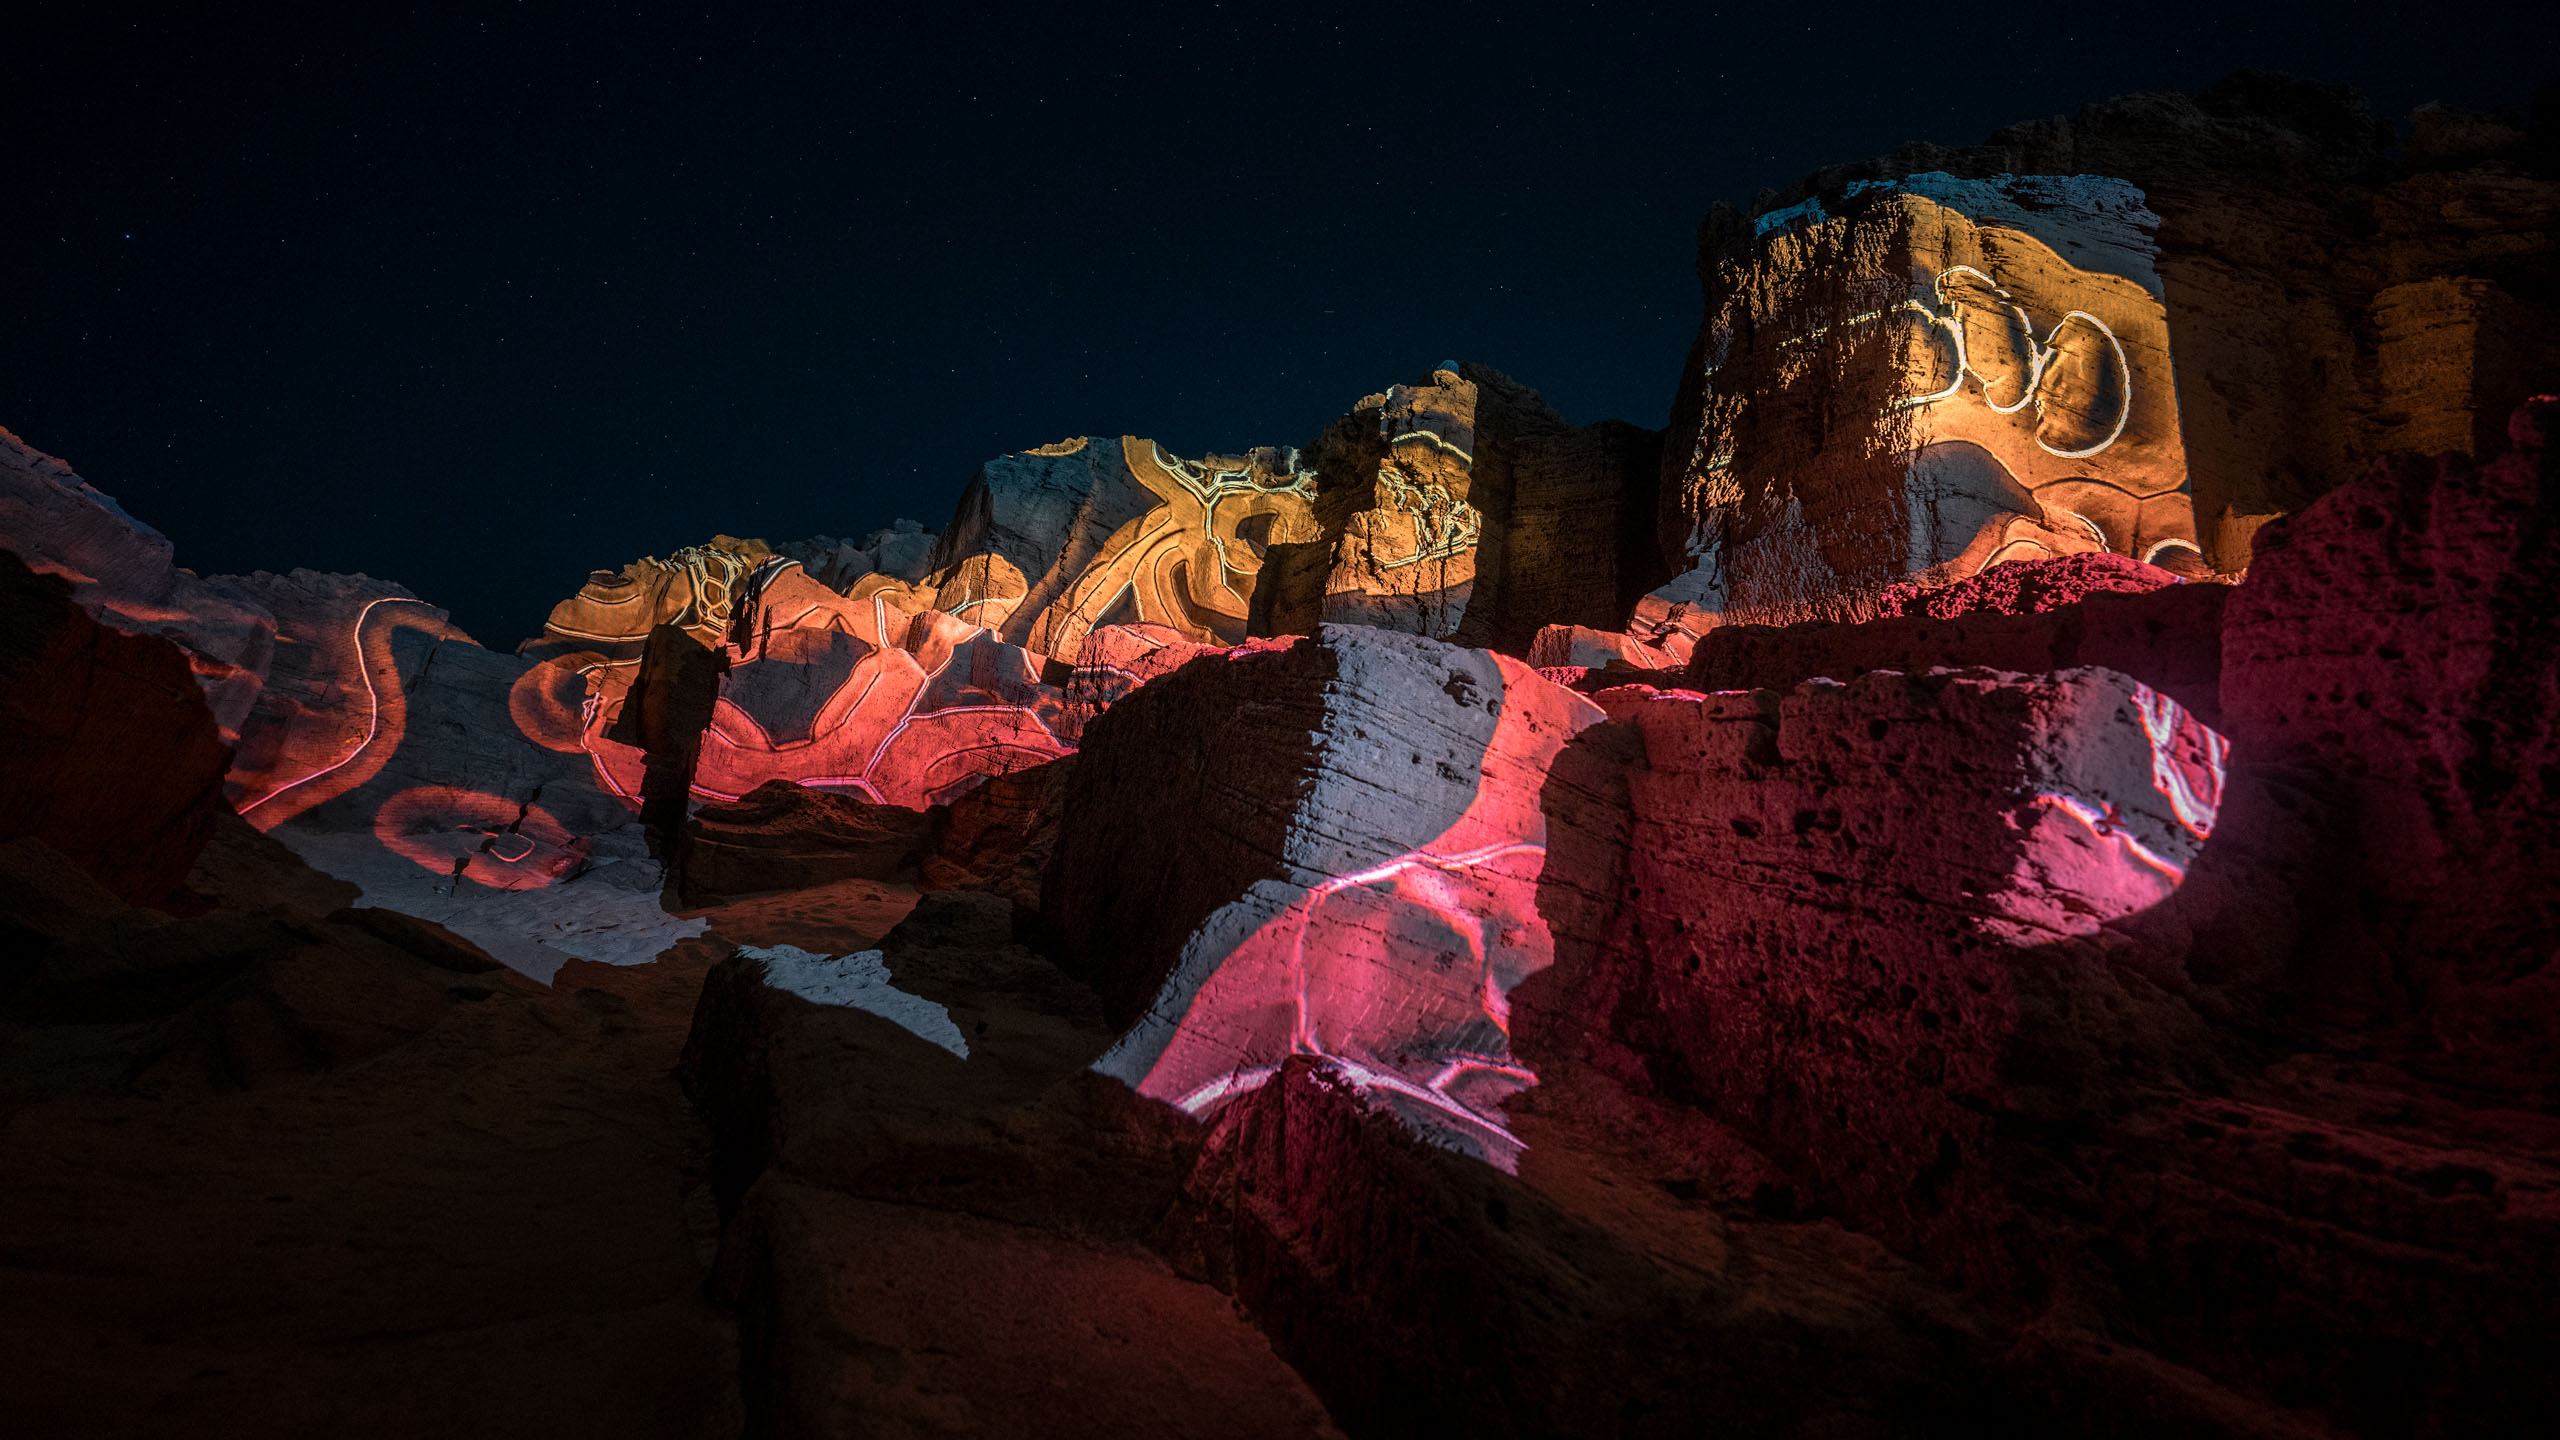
[2133,682,2227,839]
[1028,439,1318,656]
[1895,266,2132,459]
[231,594,467,829]
[575,561,1073,811]
[373,785,590,890]
[1098,655,1604,1171]
[1372,463,1482,571]
[2022,683,2225,902]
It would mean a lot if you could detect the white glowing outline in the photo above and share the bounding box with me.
[1166,838,1549,1155]
[1893,266,2133,459]
[236,595,438,816]
[2132,684,2227,839]
[2032,790,2189,883]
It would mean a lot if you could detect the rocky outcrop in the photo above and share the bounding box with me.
[680,781,934,902]
[1252,366,1666,655]
[2222,396,2560,1076]
[1660,172,2207,631]
[1682,552,2227,728]
[679,891,1342,1437]
[0,551,233,911]
[1590,667,2224,1282]
[776,519,937,589]
[533,544,1074,812]
[0,426,276,741]
[1047,624,1621,1166]
[1666,73,2560,603]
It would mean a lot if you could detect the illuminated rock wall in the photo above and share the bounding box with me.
[920,435,1321,656]
[1676,77,2560,585]
[1253,366,1667,654]
[1660,172,2204,632]
[1049,625,1623,1168]
[1593,668,2222,1276]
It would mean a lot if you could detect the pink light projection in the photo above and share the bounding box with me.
[373,785,590,890]
[2013,680,2227,914]
[1096,655,1606,1170]
[2133,681,2227,839]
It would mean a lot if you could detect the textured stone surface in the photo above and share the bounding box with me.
[0,551,233,911]
[1255,366,1666,655]
[1051,625,1616,1165]
[1685,555,2227,729]
[1596,668,2222,1277]
[678,890,1341,1437]
[538,546,1073,812]
[1660,172,2205,629]
[3,837,740,1436]
[1686,76,2560,582]
[680,781,933,902]
[0,427,277,741]
[2222,397,2560,1075]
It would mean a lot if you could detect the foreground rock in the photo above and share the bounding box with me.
[0,552,233,911]
[682,892,1343,1437]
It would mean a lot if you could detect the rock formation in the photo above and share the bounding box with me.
[1665,172,2207,633]
[0,550,233,911]
[1662,73,2560,607]
[5,70,2556,1440]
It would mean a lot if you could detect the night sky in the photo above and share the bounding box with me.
[8,2,2552,643]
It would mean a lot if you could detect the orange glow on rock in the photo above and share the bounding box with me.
[509,651,602,753]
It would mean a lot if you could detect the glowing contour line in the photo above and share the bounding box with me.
[236,595,440,816]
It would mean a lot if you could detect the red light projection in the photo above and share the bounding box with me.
[1096,655,1605,1169]
[373,785,590,890]
[568,560,1071,810]
[230,595,471,831]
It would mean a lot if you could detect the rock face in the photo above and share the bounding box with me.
[5,70,2556,1440]
[680,891,1345,1438]
[1254,366,1667,655]
[776,519,937,589]
[1048,625,1620,1167]
[919,435,1321,656]
[1683,551,2227,729]
[1592,667,2222,1280]
[531,543,1074,811]
[1661,172,2207,629]
[0,426,276,741]
[1667,73,2560,601]
[0,551,233,911]
[2222,397,2560,1076]
[680,781,934,902]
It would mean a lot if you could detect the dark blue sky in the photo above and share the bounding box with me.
[7,1,2552,642]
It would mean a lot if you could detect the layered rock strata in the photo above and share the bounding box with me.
[1667,74,2560,597]
[1253,366,1667,654]
[1660,171,2207,631]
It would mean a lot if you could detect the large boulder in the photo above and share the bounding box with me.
[0,551,233,910]
[0,426,275,741]
[1595,666,2223,1280]
[1253,366,1667,655]
[1660,75,2560,614]
[1047,624,1620,1166]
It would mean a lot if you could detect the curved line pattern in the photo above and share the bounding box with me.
[1894,266,2134,459]
[236,595,439,816]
